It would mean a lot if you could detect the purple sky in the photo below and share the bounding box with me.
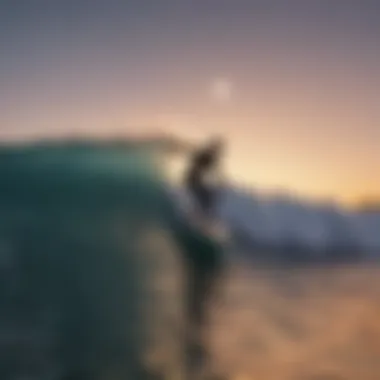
[1,1,379,203]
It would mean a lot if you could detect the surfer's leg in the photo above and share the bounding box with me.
[186,266,206,335]
[185,266,226,378]
[184,266,210,374]
[188,263,224,340]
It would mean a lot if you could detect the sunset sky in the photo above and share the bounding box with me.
[0,1,379,204]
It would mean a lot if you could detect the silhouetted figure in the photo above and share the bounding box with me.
[179,137,226,376]
[184,137,224,221]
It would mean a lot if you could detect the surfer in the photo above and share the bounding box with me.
[180,136,226,375]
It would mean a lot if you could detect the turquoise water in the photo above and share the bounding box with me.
[0,141,186,378]
[0,140,227,379]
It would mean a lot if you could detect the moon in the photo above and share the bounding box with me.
[210,77,233,103]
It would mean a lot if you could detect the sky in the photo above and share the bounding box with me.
[0,0,379,204]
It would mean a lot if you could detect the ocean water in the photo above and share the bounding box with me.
[0,141,187,379]
[208,260,380,380]
[0,140,379,380]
